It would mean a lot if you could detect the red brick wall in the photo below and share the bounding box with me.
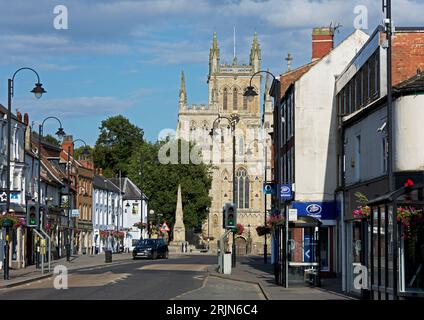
[391,31,424,85]
[312,34,334,61]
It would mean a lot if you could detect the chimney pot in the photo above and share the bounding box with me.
[23,113,29,126]
[312,27,334,61]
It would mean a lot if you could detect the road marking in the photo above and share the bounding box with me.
[138,264,209,272]
[170,275,209,300]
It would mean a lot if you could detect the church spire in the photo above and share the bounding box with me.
[179,70,187,106]
[209,32,220,76]
[250,32,261,72]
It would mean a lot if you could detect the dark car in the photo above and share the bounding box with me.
[132,238,169,259]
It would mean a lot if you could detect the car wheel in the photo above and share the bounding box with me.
[164,251,169,259]
[152,251,158,260]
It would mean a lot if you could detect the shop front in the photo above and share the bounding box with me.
[365,182,424,300]
[274,201,338,287]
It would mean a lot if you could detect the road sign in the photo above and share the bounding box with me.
[280,184,293,200]
[160,222,170,232]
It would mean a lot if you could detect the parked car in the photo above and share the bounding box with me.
[132,238,169,259]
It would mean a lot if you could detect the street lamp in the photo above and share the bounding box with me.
[244,70,281,266]
[149,209,155,238]
[66,138,89,261]
[210,113,239,267]
[4,67,46,280]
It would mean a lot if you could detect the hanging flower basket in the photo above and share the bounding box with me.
[256,225,271,236]
[44,223,52,232]
[397,206,424,240]
[133,222,148,230]
[100,230,109,239]
[267,214,284,230]
[235,223,244,235]
[112,231,125,240]
[0,212,20,227]
[353,192,371,220]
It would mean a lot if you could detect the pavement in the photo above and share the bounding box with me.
[206,256,356,300]
[0,253,356,300]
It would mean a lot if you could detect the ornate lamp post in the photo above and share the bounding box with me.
[3,67,46,280]
[210,113,240,267]
[244,70,281,266]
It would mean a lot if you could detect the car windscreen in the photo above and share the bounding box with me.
[137,239,156,247]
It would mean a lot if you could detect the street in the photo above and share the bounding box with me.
[0,255,265,300]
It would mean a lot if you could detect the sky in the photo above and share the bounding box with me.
[0,0,423,146]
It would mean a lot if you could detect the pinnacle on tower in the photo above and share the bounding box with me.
[250,32,261,72]
[209,32,220,76]
[179,70,187,105]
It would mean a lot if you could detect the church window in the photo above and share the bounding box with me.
[235,168,249,209]
[233,88,238,110]
[223,88,228,110]
[239,137,244,156]
[243,92,248,110]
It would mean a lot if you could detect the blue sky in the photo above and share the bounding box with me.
[0,0,422,145]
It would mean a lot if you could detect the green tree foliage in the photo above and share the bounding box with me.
[43,134,60,147]
[75,145,94,160]
[128,139,212,232]
[93,115,144,177]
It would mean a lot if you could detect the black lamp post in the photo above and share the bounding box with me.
[38,117,65,225]
[65,138,89,261]
[4,67,46,280]
[244,70,281,266]
[210,113,240,267]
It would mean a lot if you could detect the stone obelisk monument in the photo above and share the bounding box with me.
[169,184,188,252]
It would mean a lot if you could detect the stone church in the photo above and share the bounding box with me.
[176,32,273,254]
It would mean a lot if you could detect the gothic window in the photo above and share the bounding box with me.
[239,137,244,156]
[233,88,238,110]
[235,168,249,209]
[223,88,228,110]
[243,92,248,110]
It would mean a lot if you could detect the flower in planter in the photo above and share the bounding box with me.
[100,230,109,239]
[133,222,148,230]
[0,212,21,227]
[397,206,423,240]
[353,192,371,220]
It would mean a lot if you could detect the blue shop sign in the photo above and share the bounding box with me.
[291,201,337,220]
[280,184,292,200]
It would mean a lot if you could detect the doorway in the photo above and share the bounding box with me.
[235,237,247,255]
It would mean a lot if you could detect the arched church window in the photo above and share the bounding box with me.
[235,168,249,209]
[223,88,228,110]
[243,89,248,110]
[233,88,238,110]
[239,137,244,156]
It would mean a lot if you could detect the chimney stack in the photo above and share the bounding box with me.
[23,113,29,126]
[312,27,334,61]
[61,135,74,156]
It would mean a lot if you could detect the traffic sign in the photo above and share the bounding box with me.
[160,222,170,232]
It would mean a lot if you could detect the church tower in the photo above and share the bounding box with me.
[176,31,271,255]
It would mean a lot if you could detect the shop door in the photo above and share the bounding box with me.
[287,221,321,287]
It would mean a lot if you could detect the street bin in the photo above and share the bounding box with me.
[105,250,112,263]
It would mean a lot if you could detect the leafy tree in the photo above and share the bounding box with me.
[75,145,94,160]
[127,139,212,234]
[43,134,60,147]
[93,115,144,177]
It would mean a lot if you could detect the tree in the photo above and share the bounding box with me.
[74,145,94,160]
[43,134,60,147]
[93,115,144,177]
[127,139,212,233]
